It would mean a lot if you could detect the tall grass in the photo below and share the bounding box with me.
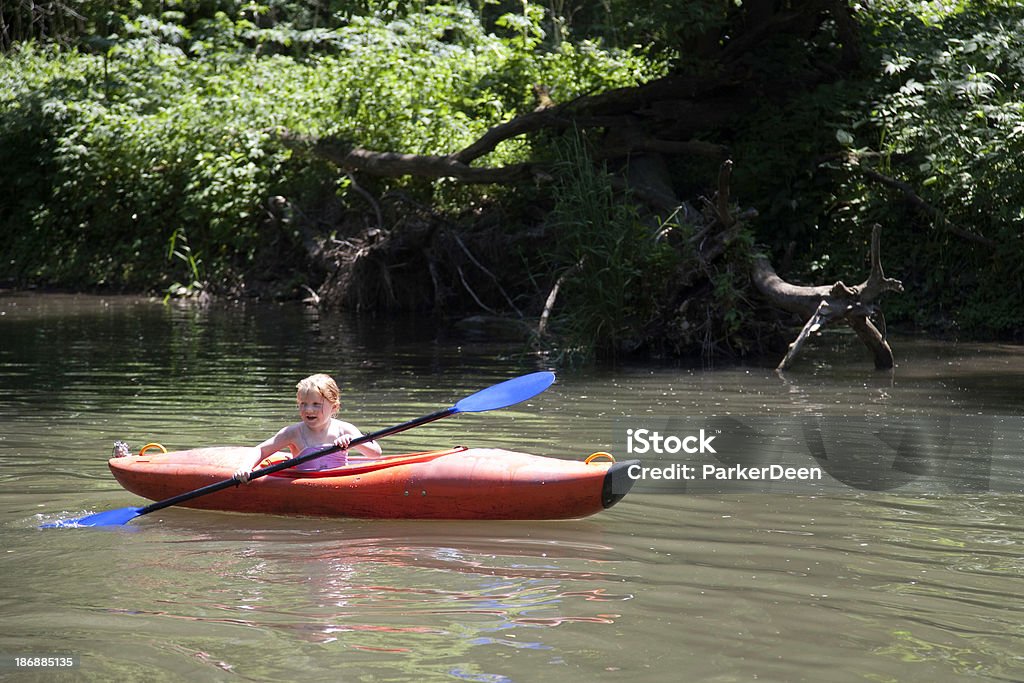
[543,131,680,360]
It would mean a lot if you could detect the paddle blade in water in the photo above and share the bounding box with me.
[454,371,555,413]
[41,507,142,528]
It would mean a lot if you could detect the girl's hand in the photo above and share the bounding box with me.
[333,434,352,450]
[233,468,252,484]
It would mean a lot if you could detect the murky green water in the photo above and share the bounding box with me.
[2,292,1023,682]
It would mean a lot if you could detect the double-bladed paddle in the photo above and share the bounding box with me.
[44,371,555,528]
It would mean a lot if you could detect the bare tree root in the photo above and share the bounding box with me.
[751,224,904,370]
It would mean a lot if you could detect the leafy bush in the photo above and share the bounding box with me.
[730,0,1024,336]
[839,1,1024,334]
[0,40,320,290]
[542,132,680,360]
[0,2,660,294]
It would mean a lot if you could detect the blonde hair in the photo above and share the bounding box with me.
[296,373,340,415]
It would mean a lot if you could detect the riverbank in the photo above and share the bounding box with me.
[3,2,1023,354]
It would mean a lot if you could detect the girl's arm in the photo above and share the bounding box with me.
[234,425,297,483]
[337,421,382,458]
[253,425,296,465]
[351,437,382,458]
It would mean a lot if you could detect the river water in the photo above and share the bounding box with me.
[2,292,1023,682]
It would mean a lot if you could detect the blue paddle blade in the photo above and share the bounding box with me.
[41,506,143,528]
[454,371,555,413]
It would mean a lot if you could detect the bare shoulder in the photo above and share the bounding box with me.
[258,422,303,456]
[269,422,299,443]
[332,419,362,435]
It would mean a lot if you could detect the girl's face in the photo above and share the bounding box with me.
[297,389,336,430]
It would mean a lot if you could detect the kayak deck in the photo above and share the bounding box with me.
[108,446,639,520]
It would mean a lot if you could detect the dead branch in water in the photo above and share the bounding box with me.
[752,224,904,370]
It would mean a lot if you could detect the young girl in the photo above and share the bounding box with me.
[233,373,381,483]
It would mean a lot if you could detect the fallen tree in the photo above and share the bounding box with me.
[751,224,904,370]
[279,0,910,367]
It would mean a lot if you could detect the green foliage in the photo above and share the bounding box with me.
[730,0,1024,337]
[838,1,1024,334]
[543,131,679,361]
[5,0,1021,342]
[0,40,317,290]
[164,227,206,299]
[0,1,660,294]
[483,0,724,65]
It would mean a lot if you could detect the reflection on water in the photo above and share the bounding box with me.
[2,292,1024,681]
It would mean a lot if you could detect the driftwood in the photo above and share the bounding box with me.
[752,224,904,370]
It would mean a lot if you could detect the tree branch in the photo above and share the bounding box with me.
[316,142,541,184]
[856,223,904,303]
[752,224,902,370]
[452,109,568,164]
[859,167,996,248]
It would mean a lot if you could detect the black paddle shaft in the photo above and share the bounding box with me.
[133,407,456,517]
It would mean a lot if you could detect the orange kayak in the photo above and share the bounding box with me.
[108,446,639,520]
